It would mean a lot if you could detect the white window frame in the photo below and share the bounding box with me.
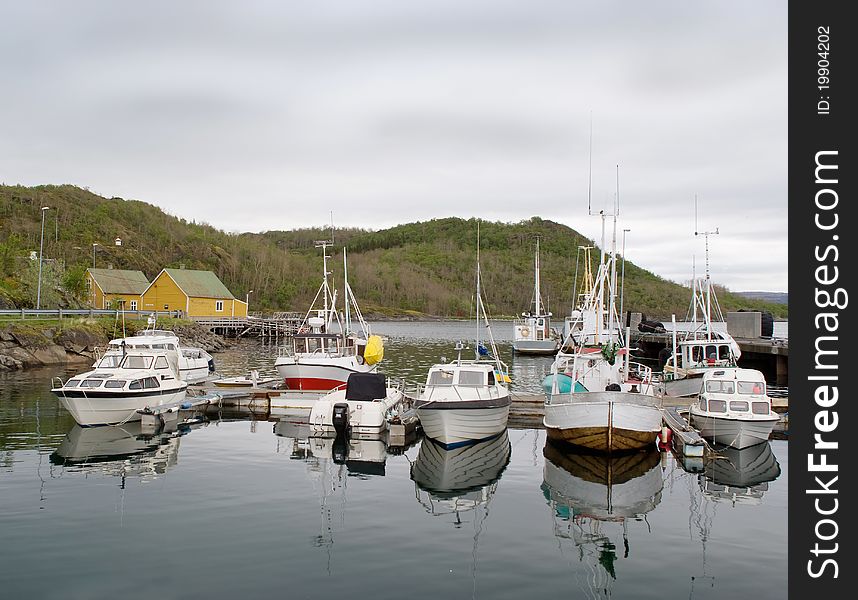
[216,300,224,312]
[130,300,138,311]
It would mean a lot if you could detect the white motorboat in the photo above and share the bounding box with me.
[689,368,780,449]
[411,430,510,518]
[413,226,512,449]
[275,243,383,391]
[212,370,279,389]
[308,372,406,439]
[103,316,215,383]
[51,347,188,426]
[541,442,663,595]
[513,239,560,355]
[543,214,662,453]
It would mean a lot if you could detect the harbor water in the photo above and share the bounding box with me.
[0,321,787,599]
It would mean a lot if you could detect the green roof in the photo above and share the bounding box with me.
[163,268,235,299]
[88,268,149,295]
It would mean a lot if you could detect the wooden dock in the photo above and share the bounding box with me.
[192,312,304,338]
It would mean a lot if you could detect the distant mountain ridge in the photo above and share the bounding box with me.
[735,291,788,305]
[0,184,788,319]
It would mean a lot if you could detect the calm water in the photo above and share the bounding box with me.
[0,321,787,599]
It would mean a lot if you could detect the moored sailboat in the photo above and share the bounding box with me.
[513,238,559,355]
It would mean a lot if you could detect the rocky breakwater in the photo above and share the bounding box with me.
[0,320,230,372]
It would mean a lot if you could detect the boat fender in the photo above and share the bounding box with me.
[658,426,672,447]
[208,358,216,372]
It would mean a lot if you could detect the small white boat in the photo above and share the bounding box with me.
[104,316,215,384]
[513,239,560,355]
[308,372,405,438]
[52,348,188,426]
[212,371,279,388]
[275,243,383,391]
[414,225,512,449]
[689,368,780,449]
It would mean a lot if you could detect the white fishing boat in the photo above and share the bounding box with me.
[689,368,780,449]
[698,441,782,505]
[102,315,215,384]
[413,225,512,449]
[411,430,511,518]
[212,370,279,389]
[660,228,741,398]
[543,213,661,452]
[513,238,559,355]
[51,347,188,426]
[561,245,622,350]
[541,442,663,595]
[275,242,383,391]
[308,372,406,439]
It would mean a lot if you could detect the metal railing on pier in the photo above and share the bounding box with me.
[0,308,183,321]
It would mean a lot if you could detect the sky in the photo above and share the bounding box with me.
[0,1,787,292]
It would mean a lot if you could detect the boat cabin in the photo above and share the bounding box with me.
[665,339,738,372]
[696,369,771,417]
[425,364,498,388]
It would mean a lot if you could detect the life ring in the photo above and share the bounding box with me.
[521,327,530,337]
[356,355,364,365]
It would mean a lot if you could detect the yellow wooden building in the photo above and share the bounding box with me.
[85,268,150,310]
[141,268,247,318]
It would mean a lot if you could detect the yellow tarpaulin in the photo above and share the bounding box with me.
[364,335,384,365]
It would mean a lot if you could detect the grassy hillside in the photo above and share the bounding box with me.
[0,184,787,319]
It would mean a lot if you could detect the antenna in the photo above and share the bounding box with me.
[330,211,334,245]
[587,113,593,215]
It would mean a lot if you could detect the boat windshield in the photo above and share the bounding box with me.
[96,355,123,368]
[705,380,735,394]
[122,355,153,370]
[428,370,455,386]
[458,370,486,386]
[737,381,765,395]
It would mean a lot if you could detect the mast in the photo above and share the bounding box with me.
[534,238,542,315]
[475,221,482,359]
[343,248,351,335]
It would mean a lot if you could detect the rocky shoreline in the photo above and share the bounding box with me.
[0,319,230,372]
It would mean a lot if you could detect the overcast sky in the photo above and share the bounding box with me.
[0,1,787,292]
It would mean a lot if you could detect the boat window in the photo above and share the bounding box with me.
[737,381,764,395]
[708,399,727,412]
[105,380,127,388]
[129,380,143,390]
[729,400,749,412]
[705,380,735,394]
[718,345,732,359]
[154,356,169,369]
[487,371,496,385]
[752,402,771,415]
[458,370,485,386]
[80,379,104,388]
[65,379,80,388]
[96,355,123,368]
[705,345,718,361]
[691,346,702,362]
[428,370,454,386]
[142,377,160,389]
[698,397,707,411]
[122,355,153,369]
[152,344,166,349]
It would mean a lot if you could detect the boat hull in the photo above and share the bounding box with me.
[309,388,404,437]
[512,340,558,355]
[543,392,662,452]
[416,400,511,449]
[275,358,377,391]
[689,412,779,449]
[661,374,704,398]
[54,388,188,427]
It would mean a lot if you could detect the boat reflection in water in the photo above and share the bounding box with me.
[273,419,389,476]
[698,441,781,505]
[541,441,663,595]
[50,421,184,481]
[411,430,510,523]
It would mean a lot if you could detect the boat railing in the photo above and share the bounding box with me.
[51,376,65,390]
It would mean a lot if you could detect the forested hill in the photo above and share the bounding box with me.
[0,184,787,319]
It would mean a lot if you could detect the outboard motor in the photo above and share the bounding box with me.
[208,358,216,373]
[332,402,350,438]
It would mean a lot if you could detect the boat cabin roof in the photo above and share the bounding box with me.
[702,368,765,383]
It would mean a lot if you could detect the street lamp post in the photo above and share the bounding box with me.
[36,206,50,309]
[246,290,253,315]
[619,228,630,326]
